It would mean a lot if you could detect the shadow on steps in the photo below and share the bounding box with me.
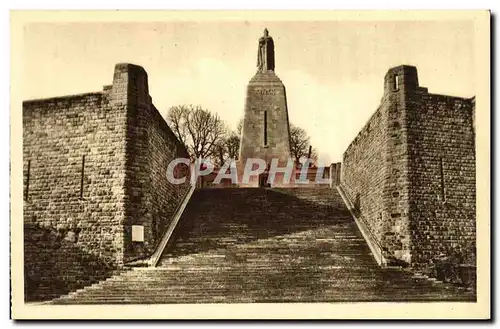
[160,188,363,261]
[24,223,117,302]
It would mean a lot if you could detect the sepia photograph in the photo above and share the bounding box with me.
[9,10,490,319]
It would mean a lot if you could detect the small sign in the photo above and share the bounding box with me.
[132,225,144,242]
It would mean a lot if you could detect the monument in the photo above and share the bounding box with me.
[238,28,294,187]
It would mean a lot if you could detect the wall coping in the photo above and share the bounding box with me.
[336,185,387,267]
[148,184,196,267]
[22,92,104,105]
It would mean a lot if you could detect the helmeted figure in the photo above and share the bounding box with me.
[257,28,275,72]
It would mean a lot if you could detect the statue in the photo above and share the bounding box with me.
[257,28,275,72]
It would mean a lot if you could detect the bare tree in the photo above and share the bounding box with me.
[289,124,317,165]
[166,105,227,161]
[186,107,226,160]
[212,119,243,166]
[236,118,244,136]
[166,105,189,146]
[213,131,240,166]
[225,133,240,161]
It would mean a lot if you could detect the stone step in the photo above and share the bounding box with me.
[55,291,474,304]
[51,188,474,304]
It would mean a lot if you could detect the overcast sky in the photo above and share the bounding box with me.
[23,20,475,163]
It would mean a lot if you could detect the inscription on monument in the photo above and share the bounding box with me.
[255,89,277,96]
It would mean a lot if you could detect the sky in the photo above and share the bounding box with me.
[22,20,475,164]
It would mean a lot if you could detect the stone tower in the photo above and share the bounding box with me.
[238,29,293,187]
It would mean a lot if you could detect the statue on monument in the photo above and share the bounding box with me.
[257,28,275,72]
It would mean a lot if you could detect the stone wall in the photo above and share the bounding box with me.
[341,99,389,250]
[23,90,128,300]
[23,222,118,302]
[23,91,128,261]
[341,65,476,279]
[407,91,476,273]
[329,162,342,187]
[23,63,190,300]
[120,64,191,261]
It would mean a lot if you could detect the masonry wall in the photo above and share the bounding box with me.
[23,91,128,300]
[23,222,119,301]
[406,91,476,272]
[121,64,191,261]
[23,63,191,300]
[341,65,476,279]
[341,97,393,253]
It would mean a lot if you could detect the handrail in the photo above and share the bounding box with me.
[336,185,388,266]
[148,184,196,267]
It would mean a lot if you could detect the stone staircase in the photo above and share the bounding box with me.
[52,187,475,304]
